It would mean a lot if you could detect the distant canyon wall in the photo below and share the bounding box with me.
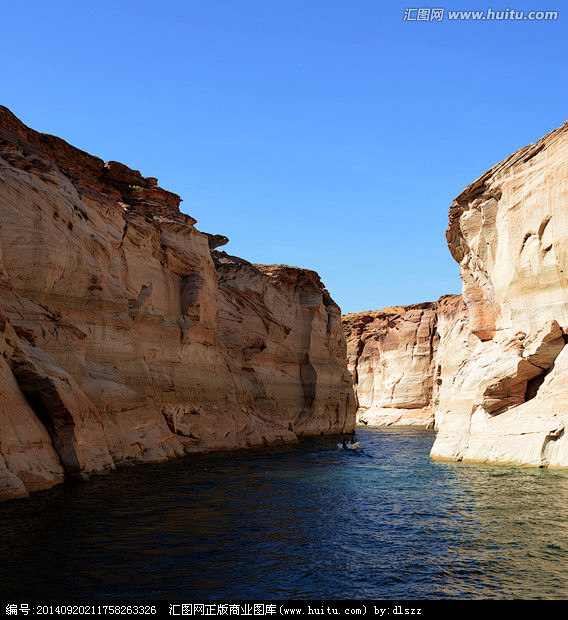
[344,120,568,469]
[0,107,356,501]
[342,294,467,428]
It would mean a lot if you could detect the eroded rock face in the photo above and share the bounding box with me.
[215,256,356,436]
[343,121,568,469]
[431,121,568,468]
[0,106,355,500]
[342,295,466,427]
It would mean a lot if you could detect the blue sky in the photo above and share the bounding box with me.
[1,1,565,314]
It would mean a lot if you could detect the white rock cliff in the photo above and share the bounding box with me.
[345,120,568,468]
[431,121,568,468]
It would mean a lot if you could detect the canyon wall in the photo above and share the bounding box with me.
[345,120,568,469]
[431,121,568,468]
[0,107,356,501]
[342,294,467,427]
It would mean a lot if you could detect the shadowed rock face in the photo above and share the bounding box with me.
[431,120,568,469]
[214,256,356,437]
[342,295,466,428]
[0,107,355,501]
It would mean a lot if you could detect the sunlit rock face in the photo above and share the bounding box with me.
[0,106,355,501]
[342,295,466,428]
[431,121,568,468]
[343,121,568,469]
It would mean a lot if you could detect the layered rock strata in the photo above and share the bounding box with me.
[342,294,467,427]
[345,120,568,468]
[0,107,356,501]
[431,121,568,468]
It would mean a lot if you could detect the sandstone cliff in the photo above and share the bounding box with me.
[342,294,467,427]
[0,107,356,501]
[431,121,568,468]
[344,120,568,469]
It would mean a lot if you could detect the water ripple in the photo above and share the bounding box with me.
[1,427,568,600]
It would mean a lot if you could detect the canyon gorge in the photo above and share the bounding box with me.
[2,107,568,504]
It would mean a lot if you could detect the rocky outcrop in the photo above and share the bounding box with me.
[431,121,568,468]
[343,123,568,468]
[215,256,355,437]
[344,121,568,468]
[0,107,355,501]
[342,295,467,427]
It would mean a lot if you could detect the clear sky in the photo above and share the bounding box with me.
[1,1,565,314]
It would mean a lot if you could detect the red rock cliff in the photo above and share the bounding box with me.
[0,107,356,501]
[342,295,466,427]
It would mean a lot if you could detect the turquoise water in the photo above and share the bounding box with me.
[1,426,568,600]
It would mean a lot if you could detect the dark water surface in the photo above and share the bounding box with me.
[1,426,568,600]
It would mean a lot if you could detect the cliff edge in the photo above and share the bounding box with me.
[0,107,356,501]
[344,120,568,468]
[431,121,568,468]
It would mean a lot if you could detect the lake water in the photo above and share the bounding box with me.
[1,426,568,601]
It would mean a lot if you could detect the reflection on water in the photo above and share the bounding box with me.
[1,427,568,600]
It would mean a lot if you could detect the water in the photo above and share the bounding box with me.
[1,426,568,600]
